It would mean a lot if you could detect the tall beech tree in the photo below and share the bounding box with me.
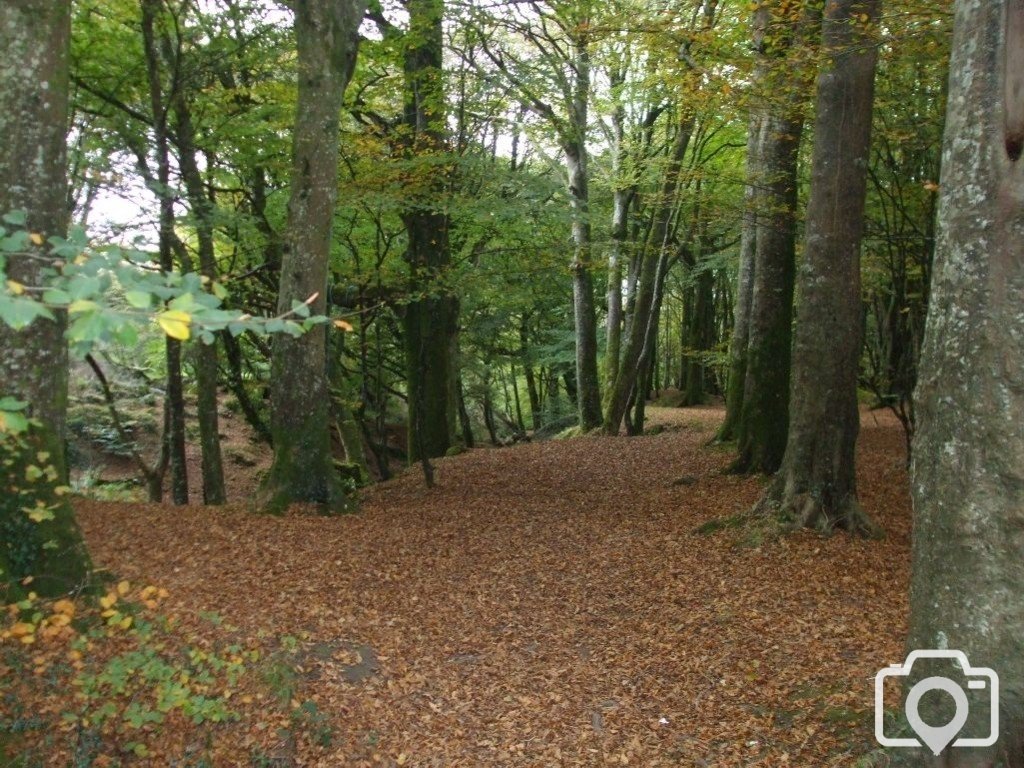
[906,1,1024,763]
[400,0,459,463]
[758,0,882,533]
[261,0,368,512]
[0,0,92,596]
[475,1,604,430]
[730,0,818,472]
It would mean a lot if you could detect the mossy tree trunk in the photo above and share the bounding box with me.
[401,0,459,463]
[682,258,716,407]
[604,70,630,399]
[732,0,819,473]
[565,137,603,432]
[0,0,91,597]
[261,0,367,514]
[758,0,882,535]
[904,1,1024,764]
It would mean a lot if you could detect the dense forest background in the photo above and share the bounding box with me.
[6,0,1024,765]
[56,0,947,510]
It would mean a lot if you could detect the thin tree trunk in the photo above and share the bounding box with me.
[721,116,760,437]
[141,0,188,505]
[566,139,603,430]
[605,74,630,397]
[605,115,693,434]
[456,374,475,448]
[173,99,226,505]
[758,0,882,535]
[520,316,542,429]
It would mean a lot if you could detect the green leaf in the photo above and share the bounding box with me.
[124,290,151,309]
[2,210,27,226]
[42,288,71,305]
[0,296,54,328]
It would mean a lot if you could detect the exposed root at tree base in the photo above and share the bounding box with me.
[756,488,885,539]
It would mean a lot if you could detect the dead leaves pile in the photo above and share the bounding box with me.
[66,405,911,766]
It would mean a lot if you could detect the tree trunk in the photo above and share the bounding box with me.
[140,0,188,505]
[734,109,804,472]
[904,1,1024,764]
[261,0,366,513]
[717,112,762,441]
[0,0,92,597]
[402,0,459,463]
[683,262,716,406]
[520,316,542,429]
[566,139,603,431]
[173,101,226,505]
[731,0,818,472]
[605,115,693,434]
[456,374,475,448]
[759,0,882,535]
[605,81,630,397]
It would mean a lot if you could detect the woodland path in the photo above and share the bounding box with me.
[76,405,912,767]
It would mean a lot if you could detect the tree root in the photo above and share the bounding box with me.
[753,486,885,539]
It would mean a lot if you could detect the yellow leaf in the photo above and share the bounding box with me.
[116,580,130,596]
[6,280,24,295]
[157,309,191,340]
[10,622,35,638]
[333,319,354,332]
[29,233,44,246]
[27,506,55,523]
[68,299,97,314]
[52,599,75,617]
[119,616,133,630]
[19,634,35,645]
[99,593,117,610]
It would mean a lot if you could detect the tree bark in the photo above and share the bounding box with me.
[566,138,603,431]
[904,1,1024,764]
[172,98,226,505]
[402,0,459,463]
[732,0,818,472]
[605,75,630,397]
[759,0,882,535]
[605,115,693,434]
[0,0,92,597]
[261,0,367,513]
[683,259,716,406]
[717,112,762,442]
[140,0,188,505]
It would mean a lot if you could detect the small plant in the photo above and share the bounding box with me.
[0,582,260,764]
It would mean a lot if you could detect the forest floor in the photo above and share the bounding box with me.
[26,405,911,767]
